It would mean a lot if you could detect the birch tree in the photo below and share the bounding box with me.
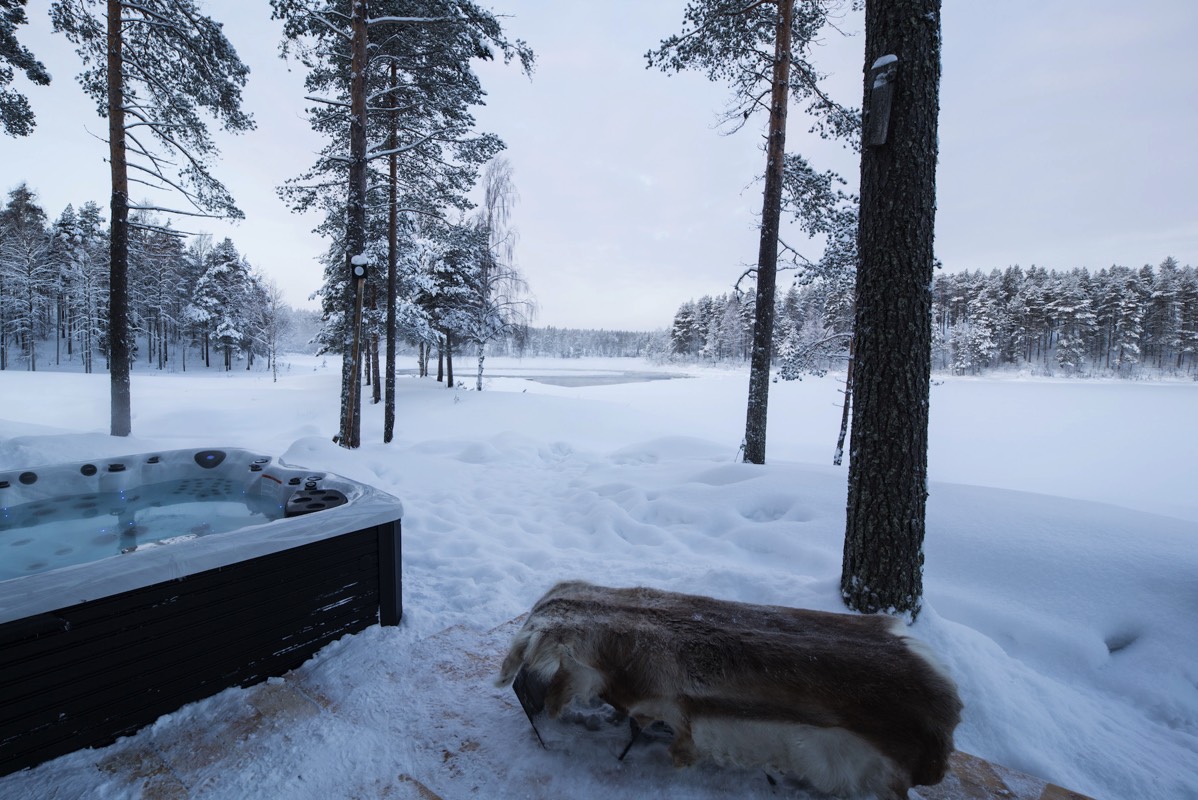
[51,0,253,434]
[465,156,534,390]
[254,278,292,382]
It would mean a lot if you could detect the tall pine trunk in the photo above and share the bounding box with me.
[107,0,131,436]
[741,0,793,465]
[842,0,941,619]
[370,334,381,403]
[383,63,399,443]
[339,0,369,448]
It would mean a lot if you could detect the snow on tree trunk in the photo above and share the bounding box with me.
[842,0,941,620]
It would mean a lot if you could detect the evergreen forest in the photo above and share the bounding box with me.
[669,259,1198,379]
[5,175,1196,380]
[0,181,661,372]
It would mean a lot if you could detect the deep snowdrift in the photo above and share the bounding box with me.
[0,357,1194,799]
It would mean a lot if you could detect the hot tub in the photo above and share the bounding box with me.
[0,447,403,776]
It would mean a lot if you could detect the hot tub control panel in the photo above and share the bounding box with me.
[285,487,349,517]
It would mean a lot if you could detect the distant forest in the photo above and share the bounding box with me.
[0,183,315,375]
[6,183,1195,379]
[669,259,1198,379]
[0,182,667,373]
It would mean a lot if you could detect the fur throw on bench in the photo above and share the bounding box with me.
[497,581,962,800]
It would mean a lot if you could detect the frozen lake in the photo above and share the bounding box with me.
[397,366,685,387]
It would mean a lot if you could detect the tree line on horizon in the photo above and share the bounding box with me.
[12,164,1194,383]
[0,178,669,375]
[668,258,1198,378]
[0,179,554,378]
[0,182,300,377]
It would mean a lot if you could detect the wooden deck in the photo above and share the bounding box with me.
[3,618,1093,799]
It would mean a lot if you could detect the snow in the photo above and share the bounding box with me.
[872,54,898,89]
[1,356,1196,799]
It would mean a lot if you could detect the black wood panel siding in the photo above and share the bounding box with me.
[0,519,402,777]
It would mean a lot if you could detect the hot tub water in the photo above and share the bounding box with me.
[0,477,285,580]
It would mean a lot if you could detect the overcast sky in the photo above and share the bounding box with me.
[5,1,1196,330]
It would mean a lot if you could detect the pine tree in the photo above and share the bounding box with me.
[650,0,857,464]
[185,238,255,371]
[1143,257,1179,370]
[1024,266,1053,367]
[0,182,51,369]
[670,301,699,357]
[1049,270,1096,375]
[51,0,254,434]
[0,0,51,136]
[416,220,484,385]
[842,0,942,619]
[1110,268,1145,373]
[52,201,107,373]
[273,0,532,445]
[1175,265,1198,373]
[129,216,188,370]
[964,274,1004,372]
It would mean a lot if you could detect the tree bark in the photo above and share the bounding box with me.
[339,0,369,449]
[742,0,793,465]
[107,0,131,436]
[842,0,942,619]
[833,334,855,466]
[384,61,398,443]
[370,333,381,403]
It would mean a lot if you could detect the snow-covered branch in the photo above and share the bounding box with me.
[305,95,351,108]
[126,219,198,237]
[365,129,449,161]
[730,0,779,15]
[310,11,352,41]
[127,204,224,218]
[366,16,458,26]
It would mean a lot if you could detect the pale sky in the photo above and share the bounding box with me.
[4,1,1196,330]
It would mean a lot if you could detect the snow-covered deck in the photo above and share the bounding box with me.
[23,618,1092,800]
